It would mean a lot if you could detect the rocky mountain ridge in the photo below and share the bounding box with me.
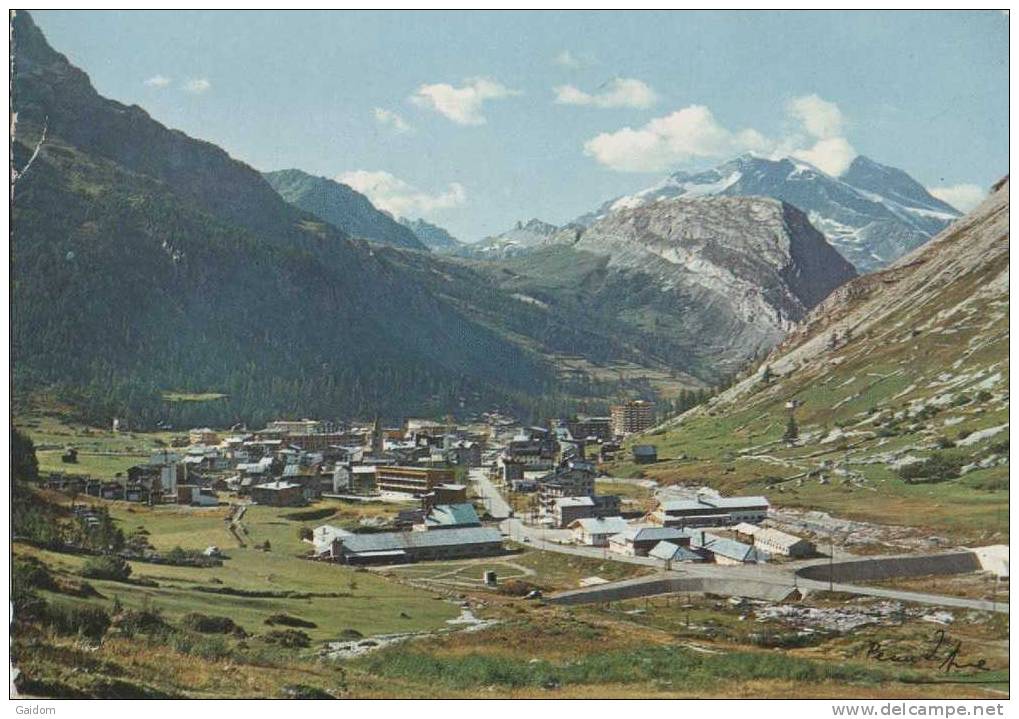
[576,154,964,273]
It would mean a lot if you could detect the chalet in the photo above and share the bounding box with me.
[188,428,219,446]
[609,526,692,556]
[100,481,125,501]
[599,441,621,462]
[175,484,219,507]
[250,481,304,507]
[733,523,815,558]
[569,516,629,546]
[651,494,770,528]
[632,445,658,464]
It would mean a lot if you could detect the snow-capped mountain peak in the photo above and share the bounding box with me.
[577,154,962,272]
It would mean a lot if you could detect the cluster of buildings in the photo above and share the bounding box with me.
[47,415,490,509]
[559,488,817,567]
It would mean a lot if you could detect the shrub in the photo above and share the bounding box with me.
[113,607,169,636]
[935,436,956,449]
[81,556,132,581]
[281,507,336,522]
[497,579,541,597]
[952,394,972,407]
[264,613,316,629]
[897,452,966,484]
[263,629,311,648]
[280,684,334,699]
[976,390,993,402]
[14,556,57,592]
[45,603,111,640]
[181,612,247,636]
[168,632,233,660]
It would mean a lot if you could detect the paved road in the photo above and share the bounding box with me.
[470,470,1008,613]
[470,468,512,519]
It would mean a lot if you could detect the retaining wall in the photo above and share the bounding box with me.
[548,575,798,606]
[796,551,981,584]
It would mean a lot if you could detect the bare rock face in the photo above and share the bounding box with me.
[569,195,857,372]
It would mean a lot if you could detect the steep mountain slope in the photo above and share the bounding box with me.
[264,169,427,251]
[614,179,1008,545]
[456,218,563,259]
[10,11,569,425]
[476,196,856,382]
[578,154,963,273]
[399,217,464,252]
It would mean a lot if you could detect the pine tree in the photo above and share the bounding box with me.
[783,415,799,443]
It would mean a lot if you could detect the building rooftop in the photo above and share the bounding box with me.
[555,496,595,508]
[691,532,768,563]
[253,481,301,491]
[338,526,503,555]
[735,524,807,550]
[611,526,692,544]
[569,516,629,534]
[425,503,481,527]
[648,540,704,563]
[659,495,770,512]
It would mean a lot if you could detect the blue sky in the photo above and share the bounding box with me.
[32,10,1008,241]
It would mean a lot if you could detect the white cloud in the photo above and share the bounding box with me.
[584,105,770,173]
[373,107,412,134]
[554,78,658,109]
[790,137,857,176]
[584,94,858,176]
[410,77,520,125]
[554,50,596,69]
[337,170,466,217]
[143,74,171,88]
[182,78,211,94]
[929,183,986,212]
[787,94,845,139]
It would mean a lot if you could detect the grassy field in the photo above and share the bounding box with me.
[14,495,461,641]
[381,545,653,594]
[16,410,181,480]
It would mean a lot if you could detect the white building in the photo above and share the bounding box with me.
[569,516,630,546]
[733,523,815,557]
[652,494,770,528]
[312,524,353,556]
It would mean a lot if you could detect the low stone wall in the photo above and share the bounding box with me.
[548,575,798,606]
[796,552,981,584]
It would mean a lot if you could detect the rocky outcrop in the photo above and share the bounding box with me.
[567,196,856,372]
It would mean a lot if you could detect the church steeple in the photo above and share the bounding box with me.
[371,415,384,458]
